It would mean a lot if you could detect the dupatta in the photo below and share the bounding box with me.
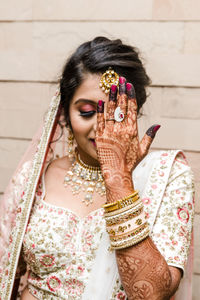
[0,90,194,300]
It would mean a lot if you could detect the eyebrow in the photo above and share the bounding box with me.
[74,98,97,106]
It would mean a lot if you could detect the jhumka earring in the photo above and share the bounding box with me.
[66,127,75,161]
[99,68,119,94]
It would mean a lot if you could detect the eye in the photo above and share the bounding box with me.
[79,111,96,118]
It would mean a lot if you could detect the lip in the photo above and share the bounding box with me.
[90,139,96,147]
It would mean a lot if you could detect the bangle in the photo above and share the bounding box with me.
[110,227,149,250]
[103,190,139,213]
[103,195,150,250]
[105,200,143,226]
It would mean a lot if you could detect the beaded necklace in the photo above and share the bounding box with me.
[63,153,106,206]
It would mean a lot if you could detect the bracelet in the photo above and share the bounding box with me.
[110,227,149,250]
[105,201,144,227]
[103,190,139,213]
[103,192,150,251]
[107,208,147,238]
[104,198,141,218]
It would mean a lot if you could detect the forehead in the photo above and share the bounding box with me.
[71,73,109,104]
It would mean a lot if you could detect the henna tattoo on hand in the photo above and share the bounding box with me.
[116,237,181,300]
[96,81,161,203]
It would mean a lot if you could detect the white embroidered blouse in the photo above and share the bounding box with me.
[22,150,194,299]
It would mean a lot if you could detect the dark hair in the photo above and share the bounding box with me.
[60,36,151,124]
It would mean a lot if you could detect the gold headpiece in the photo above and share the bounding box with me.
[99,68,119,94]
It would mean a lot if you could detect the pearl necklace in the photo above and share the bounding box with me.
[63,153,106,206]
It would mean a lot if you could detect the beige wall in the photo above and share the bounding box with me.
[0,0,199,298]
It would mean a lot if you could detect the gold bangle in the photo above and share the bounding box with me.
[104,198,142,217]
[103,191,139,213]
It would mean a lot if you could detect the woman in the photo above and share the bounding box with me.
[0,37,194,300]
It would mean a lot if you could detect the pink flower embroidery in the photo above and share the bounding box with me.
[47,276,61,291]
[66,266,73,275]
[40,254,55,267]
[174,256,180,261]
[172,240,178,246]
[116,291,126,299]
[142,197,151,205]
[78,266,85,274]
[160,160,166,165]
[188,203,192,210]
[162,153,168,156]
[161,232,168,240]
[65,279,84,296]
[158,170,164,177]
[151,184,157,189]
[177,207,189,223]
[176,189,181,194]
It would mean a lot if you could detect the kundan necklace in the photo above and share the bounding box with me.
[63,153,106,206]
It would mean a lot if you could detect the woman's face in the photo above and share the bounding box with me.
[69,73,109,166]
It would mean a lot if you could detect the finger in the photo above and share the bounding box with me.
[140,124,161,157]
[106,84,117,127]
[96,100,105,137]
[117,76,127,115]
[126,82,138,127]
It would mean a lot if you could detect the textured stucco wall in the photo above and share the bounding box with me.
[0,0,199,298]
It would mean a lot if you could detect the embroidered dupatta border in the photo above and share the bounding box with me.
[1,91,61,300]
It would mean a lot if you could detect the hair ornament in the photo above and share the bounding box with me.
[99,68,119,94]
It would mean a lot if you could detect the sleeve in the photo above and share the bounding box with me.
[150,152,195,273]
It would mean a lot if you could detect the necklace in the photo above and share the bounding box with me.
[63,153,106,206]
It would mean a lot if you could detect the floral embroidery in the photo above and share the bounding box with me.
[23,176,105,299]
[20,150,194,299]
[140,151,194,272]
[111,279,127,300]
[177,207,190,223]
[40,255,55,267]
[47,276,61,291]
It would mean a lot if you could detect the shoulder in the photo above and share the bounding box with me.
[45,156,71,180]
[144,149,190,170]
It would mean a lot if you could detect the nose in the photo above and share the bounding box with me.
[93,122,97,132]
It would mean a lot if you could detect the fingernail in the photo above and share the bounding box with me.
[146,124,161,138]
[126,83,136,99]
[119,77,125,85]
[97,100,104,113]
[109,84,117,101]
[119,77,126,95]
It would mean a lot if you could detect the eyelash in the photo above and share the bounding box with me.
[79,111,96,118]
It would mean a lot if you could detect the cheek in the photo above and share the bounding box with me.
[70,114,93,136]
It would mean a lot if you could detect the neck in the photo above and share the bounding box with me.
[76,147,100,167]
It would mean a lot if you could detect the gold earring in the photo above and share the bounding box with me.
[99,68,119,94]
[66,127,75,161]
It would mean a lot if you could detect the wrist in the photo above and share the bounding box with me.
[104,175,135,203]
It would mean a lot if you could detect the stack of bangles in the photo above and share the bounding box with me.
[103,191,150,250]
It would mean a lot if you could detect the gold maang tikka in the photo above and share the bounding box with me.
[99,68,119,94]
[64,151,106,206]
